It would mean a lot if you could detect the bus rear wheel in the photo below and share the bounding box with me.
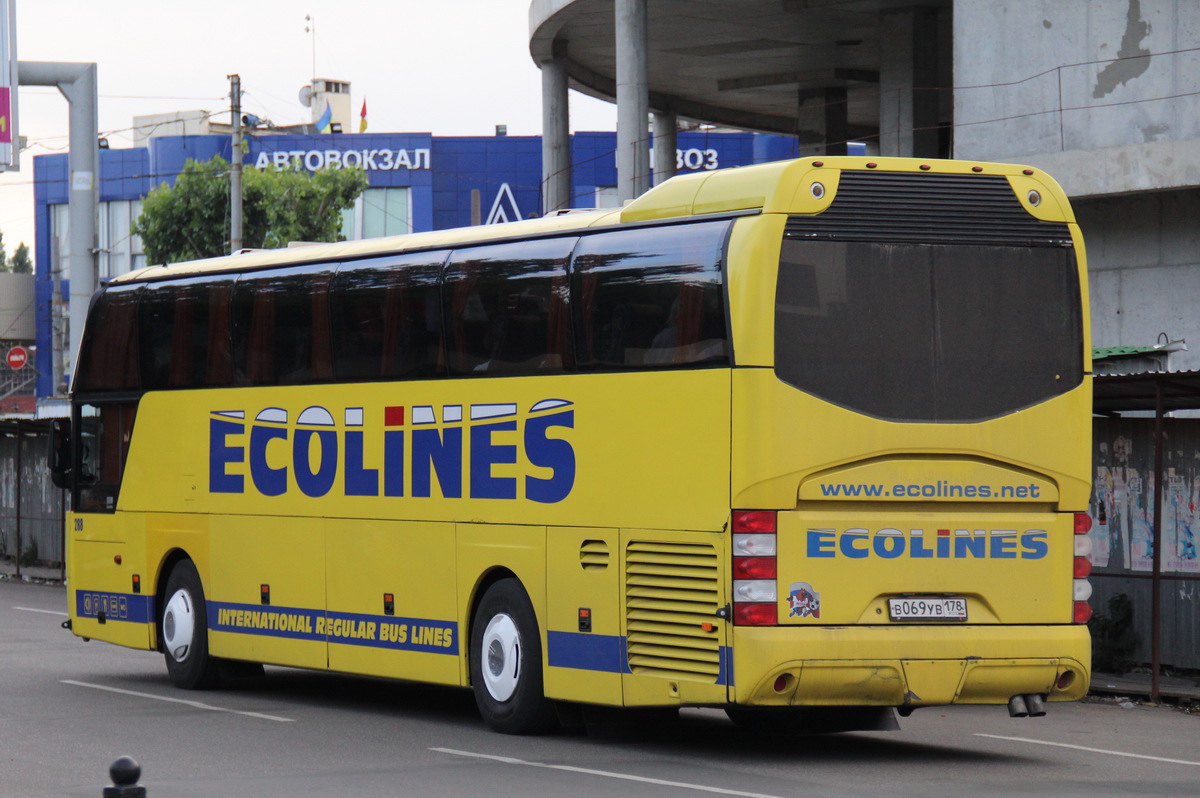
[161,559,221,690]
[470,578,556,734]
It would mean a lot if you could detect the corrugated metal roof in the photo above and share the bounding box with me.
[1094,370,1200,414]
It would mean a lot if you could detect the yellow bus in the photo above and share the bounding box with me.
[57,156,1092,734]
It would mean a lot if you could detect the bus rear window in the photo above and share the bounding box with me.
[774,239,1082,422]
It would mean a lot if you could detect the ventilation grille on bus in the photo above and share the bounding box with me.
[625,540,721,681]
[785,171,1074,247]
[580,539,610,571]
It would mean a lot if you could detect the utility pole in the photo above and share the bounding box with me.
[229,73,243,254]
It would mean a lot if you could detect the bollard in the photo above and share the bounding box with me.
[102,756,146,798]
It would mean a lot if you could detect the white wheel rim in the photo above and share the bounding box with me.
[481,612,521,702]
[163,588,195,663]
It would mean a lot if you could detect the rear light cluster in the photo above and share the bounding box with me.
[1073,513,1094,623]
[732,510,778,626]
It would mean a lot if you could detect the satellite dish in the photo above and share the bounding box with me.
[298,85,313,108]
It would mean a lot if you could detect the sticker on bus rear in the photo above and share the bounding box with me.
[787,582,821,618]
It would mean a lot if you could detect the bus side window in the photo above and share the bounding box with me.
[205,283,234,387]
[232,266,335,386]
[443,238,575,376]
[138,282,177,390]
[135,276,235,391]
[331,252,448,381]
[74,284,142,393]
[571,221,731,370]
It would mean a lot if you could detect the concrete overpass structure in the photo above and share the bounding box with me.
[531,0,951,209]
[529,0,1200,374]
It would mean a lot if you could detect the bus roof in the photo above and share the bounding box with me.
[114,206,624,284]
[114,156,1059,284]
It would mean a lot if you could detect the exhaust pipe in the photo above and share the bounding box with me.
[1024,693,1046,717]
[1007,695,1029,718]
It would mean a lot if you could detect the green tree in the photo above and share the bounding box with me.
[131,156,369,264]
[9,243,31,274]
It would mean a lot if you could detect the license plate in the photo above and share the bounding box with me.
[888,597,967,622]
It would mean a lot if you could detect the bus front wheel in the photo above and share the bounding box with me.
[469,578,556,734]
[161,559,221,690]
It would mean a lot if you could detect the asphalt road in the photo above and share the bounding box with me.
[3,578,1197,798]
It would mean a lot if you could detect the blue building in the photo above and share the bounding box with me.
[34,129,800,396]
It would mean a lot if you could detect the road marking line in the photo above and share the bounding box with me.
[431,747,786,798]
[62,680,294,723]
[975,734,1200,767]
[15,606,69,617]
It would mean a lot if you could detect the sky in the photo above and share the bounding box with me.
[0,0,617,254]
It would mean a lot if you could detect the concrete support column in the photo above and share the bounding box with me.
[824,88,849,156]
[879,6,941,157]
[615,0,649,201]
[19,61,98,391]
[652,110,677,185]
[797,87,849,156]
[540,40,571,215]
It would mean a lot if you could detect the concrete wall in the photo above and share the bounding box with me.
[1078,189,1200,370]
[953,0,1200,197]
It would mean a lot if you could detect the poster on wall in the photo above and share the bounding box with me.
[1090,422,1200,574]
[1164,468,1199,573]
[1090,464,1114,568]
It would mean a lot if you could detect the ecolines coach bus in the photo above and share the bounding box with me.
[56,156,1092,734]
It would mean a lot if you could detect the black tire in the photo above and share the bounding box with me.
[160,559,221,690]
[470,578,556,734]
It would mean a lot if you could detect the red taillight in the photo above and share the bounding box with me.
[1072,513,1093,622]
[733,510,777,534]
[733,557,777,579]
[732,511,778,626]
[734,602,778,626]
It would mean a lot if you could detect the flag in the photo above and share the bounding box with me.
[359,99,368,134]
[316,101,332,133]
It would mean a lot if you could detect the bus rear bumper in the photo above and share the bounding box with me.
[730,624,1090,709]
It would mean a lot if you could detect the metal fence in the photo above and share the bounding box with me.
[1088,416,1200,671]
[0,420,67,580]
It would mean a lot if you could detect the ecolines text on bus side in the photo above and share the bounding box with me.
[208,399,575,503]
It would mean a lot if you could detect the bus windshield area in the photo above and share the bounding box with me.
[774,238,1083,422]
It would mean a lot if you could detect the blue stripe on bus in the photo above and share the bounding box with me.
[207,601,459,655]
[547,631,735,686]
[718,645,734,687]
[547,630,630,673]
[75,590,153,624]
